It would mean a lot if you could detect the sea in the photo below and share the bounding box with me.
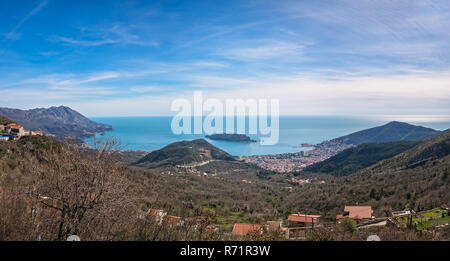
[85,116,450,156]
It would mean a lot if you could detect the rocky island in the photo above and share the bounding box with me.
[205,133,257,143]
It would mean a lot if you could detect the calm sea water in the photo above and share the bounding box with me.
[85,116,450,156]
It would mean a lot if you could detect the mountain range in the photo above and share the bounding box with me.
[0,106,112,140]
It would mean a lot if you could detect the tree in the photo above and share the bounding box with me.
[340,218,357,233]
[27,139,136,241]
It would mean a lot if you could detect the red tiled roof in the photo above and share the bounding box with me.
[165,215,181,225]
[343,206,373,219]
[232,224,263,235]
[7,123,21,128]
[184,217,198,225]
[288,214,321,223]
[204,225,217,231]
[147,209,161,216]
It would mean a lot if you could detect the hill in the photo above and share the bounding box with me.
[0,106,112,140]
[304,140,421,177]
[332,121,440,145]
[134,139,235,168]
[0,115,15,125]
[284,131,450,216]
[366,130,450,172]
[0,135,61,175]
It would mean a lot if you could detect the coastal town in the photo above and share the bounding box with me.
[244,139,354,173]
[0,123,44,141]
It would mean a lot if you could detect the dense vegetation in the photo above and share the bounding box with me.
[283,132,450,218]
[304,140,421,177]
[0,115,14,125]
[334,121,440,145]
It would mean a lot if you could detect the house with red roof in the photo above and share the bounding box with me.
[288,214,321,227]
[146,209,167,224]
[232,223,263,235]
[164,215,182,226]
[336,206,374,222]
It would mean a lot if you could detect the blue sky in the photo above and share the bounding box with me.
[1,0,450,119]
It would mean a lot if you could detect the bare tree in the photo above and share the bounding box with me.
[27,139,137,241]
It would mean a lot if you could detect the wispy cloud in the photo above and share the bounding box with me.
[50,36,120,47]
[3,0,49,41]
[285,0,450,65]
[129,86,165,93]
[20,72,120,87]
[218,41,304,61]
[50,23,158,47]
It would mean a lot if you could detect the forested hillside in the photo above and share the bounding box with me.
[304,140,421,176]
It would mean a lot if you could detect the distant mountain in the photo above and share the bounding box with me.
[333,121,440,146]
[0,106,112,140]
[134,139,235,168]
[304,140,421,177]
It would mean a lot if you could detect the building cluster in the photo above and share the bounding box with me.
[244,140,354,173]
[290,177,326,185]
[0,123,43,141]
[146,209,219,232]
[146,205,380,239]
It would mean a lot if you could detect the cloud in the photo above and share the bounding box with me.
[129,86,165,93]
[50,36,120,47]
[3,0,49,41]
[190,61,230,68]
[219,41,304,61]
[20,72,120,87]
[4,65,449,118]
[50,23,158,47]
[285,0,450,64]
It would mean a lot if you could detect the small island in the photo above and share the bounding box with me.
[205,133,257,143]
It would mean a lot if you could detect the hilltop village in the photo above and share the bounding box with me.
[0,123,44,141]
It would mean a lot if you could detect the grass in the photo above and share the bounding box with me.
[216,211,255,231]
[416,215,450,230]
[395,208,449,230]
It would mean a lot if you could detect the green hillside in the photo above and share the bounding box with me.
[334,121,440,145]
[282,131,450,217]
[134,139,235,168]
[304,140,421,176]
[0,135,61,176]
[366,131,450,172]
